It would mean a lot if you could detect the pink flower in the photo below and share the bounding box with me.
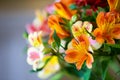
[26,10,51,36]
[27,47,43,65]
[27,47,44,70]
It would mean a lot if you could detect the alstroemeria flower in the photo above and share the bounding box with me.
[65,37,94,70]
[72,21,92,37]
[93,11,120,44]
[48,15,70,44]
[38,56,60,79]
[93,0,120,44]
[65,21,94,70]
[27,47,44,70]
[28,31,44,49]
[72,21,102,50]
[26,10,50,36]
[54,0,77,19]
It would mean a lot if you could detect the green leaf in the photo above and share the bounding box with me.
[102,44,111,54]
[61,18,72,31]
[109,59,120,76]
[97,7,106,12]
[30,67,43,73]
[83,69,91,80]
[71,14,78,23]
[101,60,109,79]
[69,4,77,10]
[64,63,91,79]
[105,70,115,80]
[90,58,110,80]
[51,41,57,50]
[106,43,120,48]
[23,31,28,39]
[42,47,53,54]
[53,30,61,50]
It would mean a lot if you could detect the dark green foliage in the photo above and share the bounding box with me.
[53,30,61,51]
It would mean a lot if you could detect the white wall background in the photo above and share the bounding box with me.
[0,0,53,80]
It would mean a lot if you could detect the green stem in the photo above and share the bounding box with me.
[60,44,66,50]
[116,56,120,64]
[52,49,64,61]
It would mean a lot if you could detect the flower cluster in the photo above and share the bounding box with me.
[24,0,120,79]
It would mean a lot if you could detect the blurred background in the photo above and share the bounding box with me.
[0,0,120,80]
[0,0,53,80]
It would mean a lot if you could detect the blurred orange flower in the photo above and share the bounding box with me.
[48,15,70,44]
[93,12,120,44]
[54,0,77,19]
[107,0,120,12]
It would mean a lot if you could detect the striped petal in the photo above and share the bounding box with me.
[108,0,120,12]
[54,2,72,19]
[86,53,94,69]
[112,24,120,39]
[65,49,82,63]
[76,54,87,70]
[48,15,70,39]
[54,0,76,19]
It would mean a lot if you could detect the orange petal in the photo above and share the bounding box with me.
[76,54,87,70]
[65,49,83,63]
[107,0,120,12]
[71,39,79,48]
[96,37,105,44]
[54,2,72,19]
[86,53,94,69]
[54,1,77,19]
[93,28,104,44]
[96,12,105,28]
[77,34,90,49]
[106,38,115,44]
[48,15,70,39]
[48,30,54,44]
[72,21,83,38]
[112,24,120,39]
[61,0,75,6]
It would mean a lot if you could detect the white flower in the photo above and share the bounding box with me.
[27,47,44,70]
[28,31,44,50]
[33,10,47,28]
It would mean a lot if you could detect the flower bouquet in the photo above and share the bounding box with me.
[23,0,120,80]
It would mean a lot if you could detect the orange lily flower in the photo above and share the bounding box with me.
[65,35,94,70]
[93,0,120,44]
[93,12,120,44]
[48,15,70,44]
[64,21,94,70]
[54,0,77,19]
